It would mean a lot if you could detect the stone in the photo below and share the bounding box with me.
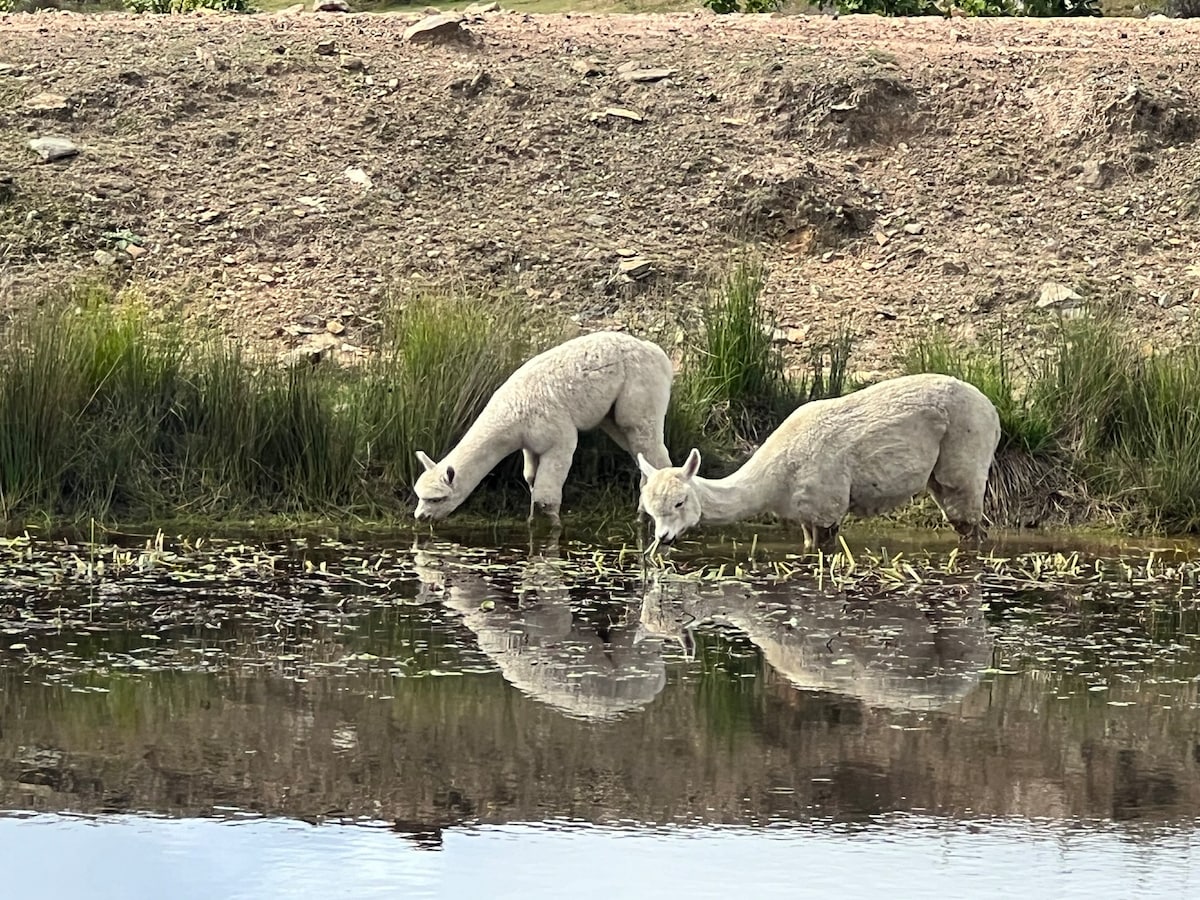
[93,250,118,266]
[279,2,305,12]
[281,333,340,367]
[403,14,470,45]
[449,70,491,99]
[592,107,644,123]
[315,41,336,56]
[571,58,603,77]
[617,256,653,279]
[464,0,500,11]
[313,0,350,11]
[124,244,147,259]
[1079,158,1109,190]
[903,222,924,235]
[618,68,675,84]
[28,136,78,162]
[1036,281,1083,310]
[23,92,70,113]
[326,320,345,335]
[339,57,366,72]
[343,167,372,189]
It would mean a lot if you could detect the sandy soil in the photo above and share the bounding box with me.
[1,8,1199,372]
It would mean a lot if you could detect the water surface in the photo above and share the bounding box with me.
[2,528,1199,897]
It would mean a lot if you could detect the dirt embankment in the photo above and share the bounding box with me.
[1,9,1199,371]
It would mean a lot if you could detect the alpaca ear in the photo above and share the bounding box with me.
[416,450,437,472]
[637,452,659,480]
[444,465,456,486]
[682,448,701,480]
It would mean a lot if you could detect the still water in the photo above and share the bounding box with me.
[2,529,1199,898]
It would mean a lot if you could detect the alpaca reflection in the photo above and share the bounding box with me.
[412,540,667,722]
[636,571,993,713]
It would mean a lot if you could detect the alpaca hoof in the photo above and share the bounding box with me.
[953,521,986,544]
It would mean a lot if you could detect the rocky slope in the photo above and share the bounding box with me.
[2,8,1199,372]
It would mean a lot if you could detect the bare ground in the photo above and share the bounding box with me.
[2,8,1199,373]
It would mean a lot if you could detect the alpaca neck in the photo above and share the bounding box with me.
[442,417,523,498]
[691,465,774,525]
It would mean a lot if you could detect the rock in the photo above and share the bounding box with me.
[877,306,897,320]
[449,70,491,98]
[313,0,350,11]
[281,333,340,367]
[279,2,305,12]
[774,325,808,344]
[93,250,118,267]
[571,58,603,77]
[28,136,78,162]
[343,167,372,189]
[1037,281,1083,310]
[617,256,653,279]
[590,107,644,124]
[618,68,675,84]
[23,92,70,114]
[315,41,337,56]
[1079,158,1109,190]
[125,244,147,259]
[903,222,924,235]
[403,14,470,45]
[326,320,345,335]
[340,57,366,72]
[464,0,500,11]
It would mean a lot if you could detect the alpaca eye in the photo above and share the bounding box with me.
[674,499,685,509]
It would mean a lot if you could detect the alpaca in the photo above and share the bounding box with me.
[414,331,674,526]
[638,373,1001,550]
[413,541,668,721]
[637,572,990,712]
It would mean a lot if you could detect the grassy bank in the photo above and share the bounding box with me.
[0,269,833,528]
[0,273,1196,536]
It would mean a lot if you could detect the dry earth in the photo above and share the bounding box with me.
[2,8,1199,373]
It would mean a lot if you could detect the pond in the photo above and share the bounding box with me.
[2,528,1200,899]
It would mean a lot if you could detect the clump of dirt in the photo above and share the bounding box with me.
[763,72,921,148]
[0,11,1198,374]
[718,159,875,245]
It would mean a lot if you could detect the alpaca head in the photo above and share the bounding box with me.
[637,448,703,544]
[413,450,464,521]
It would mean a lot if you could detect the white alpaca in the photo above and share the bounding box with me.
[638,373,1001,550]
[414,331,674,526]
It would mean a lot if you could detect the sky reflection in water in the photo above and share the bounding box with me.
[1,813,1197,900]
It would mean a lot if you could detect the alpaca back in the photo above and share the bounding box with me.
[486,331,672,435]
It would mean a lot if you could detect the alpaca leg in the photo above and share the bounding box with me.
[928,475,988,544]
[523,449,539,523]
[793,477,848,555]
[530,434,578,528]
[610,389,671,471]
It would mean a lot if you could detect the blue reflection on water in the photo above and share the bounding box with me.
[1,813,1196,900]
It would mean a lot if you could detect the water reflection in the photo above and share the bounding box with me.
[2,533,1200,840]
[638,571,993,712]
[2,813,1199,900]
[412,540,667,721]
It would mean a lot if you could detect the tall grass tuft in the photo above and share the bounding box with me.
[903,314,1200,533]
[356,287,555,492]
[676,261,798,452]
[899,329,1056,455]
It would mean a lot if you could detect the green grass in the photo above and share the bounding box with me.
[2,274,1199,536]
[899,329,1057,456]
[900,312,1200,534]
